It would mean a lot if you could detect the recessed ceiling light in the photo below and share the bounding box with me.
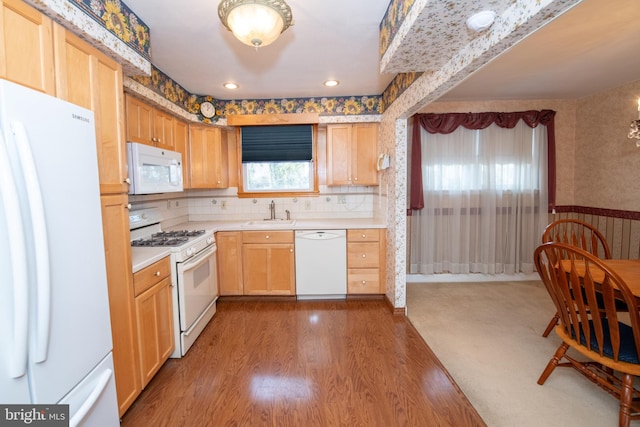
[466,11,496,32]
[324,80,339,87]
[223,82,239,90]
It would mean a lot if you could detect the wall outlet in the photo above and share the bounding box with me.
[337,195,347,204]
[221,201,226,209]
[305,200,311,210]
[167,200,171,209]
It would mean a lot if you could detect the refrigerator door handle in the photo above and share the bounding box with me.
[11,121,51,363]
[69,368,113,427]
[0,128,29,377]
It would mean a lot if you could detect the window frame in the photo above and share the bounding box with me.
[236,125,319,198]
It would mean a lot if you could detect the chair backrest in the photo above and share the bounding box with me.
[534,242,640,363]
[542,219,611,259]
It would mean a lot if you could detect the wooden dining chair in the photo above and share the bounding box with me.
[534,242,640,427]
[540,218,613,337]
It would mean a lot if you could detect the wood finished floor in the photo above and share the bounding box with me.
[120,299,485,426]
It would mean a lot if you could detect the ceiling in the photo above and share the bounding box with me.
[122,0,640,104]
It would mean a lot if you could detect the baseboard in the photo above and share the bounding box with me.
[406,272,540,283]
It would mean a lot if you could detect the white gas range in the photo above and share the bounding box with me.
[130,208,218,358]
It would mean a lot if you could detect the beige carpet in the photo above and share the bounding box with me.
[406,280,637,427]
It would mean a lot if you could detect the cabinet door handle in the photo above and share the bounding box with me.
[124,177,131,184]
[126,203,132,210]
[362,253,366,258]
[154,271,160,276]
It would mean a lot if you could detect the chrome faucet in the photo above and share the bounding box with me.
[269,200,276,220]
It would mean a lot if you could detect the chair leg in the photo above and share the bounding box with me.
[542,312,560,337]
[538,343,568,385]
[619,373,634,427]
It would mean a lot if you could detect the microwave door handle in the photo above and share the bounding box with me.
[12,122,51,363]
[0,127,29,378]
[169,162,179,185]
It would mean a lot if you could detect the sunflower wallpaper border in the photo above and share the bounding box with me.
[70,0,151,60]
[379,0,416,59]
[130,65,386,122]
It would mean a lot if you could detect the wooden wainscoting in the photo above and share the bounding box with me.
[550,207,640,259]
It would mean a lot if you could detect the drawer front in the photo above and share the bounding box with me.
[347,242,380,268]
[133,256,171,296]
[347,229,379,242]
[348,268,380,294]
[242,230,294,244]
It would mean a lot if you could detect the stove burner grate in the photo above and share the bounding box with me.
[131,237,190,247]
[152,230,206,238]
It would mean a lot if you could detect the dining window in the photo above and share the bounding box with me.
[409,114,553,275]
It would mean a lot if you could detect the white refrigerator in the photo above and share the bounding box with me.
[0,79,119,426]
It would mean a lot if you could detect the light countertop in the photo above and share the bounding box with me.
[131,218,386,273]
[131,246,172,273]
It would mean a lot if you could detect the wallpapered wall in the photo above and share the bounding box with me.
[69,0,419,122]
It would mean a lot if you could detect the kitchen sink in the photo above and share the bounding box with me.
[243,219,296,228]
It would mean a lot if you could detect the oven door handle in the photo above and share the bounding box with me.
[179,244,217,272]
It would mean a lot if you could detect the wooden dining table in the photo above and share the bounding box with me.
[559,259,640,297]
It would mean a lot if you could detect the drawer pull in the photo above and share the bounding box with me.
[265,235,270,239]
[362,254,366,258]
[154,271,161,276]
[361,234,366,239]
[362,280,366,284]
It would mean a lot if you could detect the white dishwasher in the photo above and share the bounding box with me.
[295,230,347,299]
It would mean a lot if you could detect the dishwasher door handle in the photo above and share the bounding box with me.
[296,230,345,240]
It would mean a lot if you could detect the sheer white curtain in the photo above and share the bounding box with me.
[409,121,548,275]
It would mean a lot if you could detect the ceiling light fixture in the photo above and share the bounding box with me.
[218,0,293,49]
[223,82,239,89]
[324,80,339,87]
[466,11,496,32]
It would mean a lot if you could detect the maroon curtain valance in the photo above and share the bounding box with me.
[410,110,556,211]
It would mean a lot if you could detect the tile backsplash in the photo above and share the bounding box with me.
[129,185,388,227]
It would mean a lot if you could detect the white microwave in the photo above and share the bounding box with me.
[127,142,183,195]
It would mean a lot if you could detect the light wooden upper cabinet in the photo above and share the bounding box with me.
[53,25,128,194]
[173,118,190,188]
[189,124,228,189]
[0,0,55,95]
[326,123,378,186]
[125,94,175,150]
[152,108,175,150]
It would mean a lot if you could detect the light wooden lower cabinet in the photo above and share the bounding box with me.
[242,230,295,295]
[217,228,386,296]
[133,257,174,388]
[217,231,244,295]
[347,228,386,294]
